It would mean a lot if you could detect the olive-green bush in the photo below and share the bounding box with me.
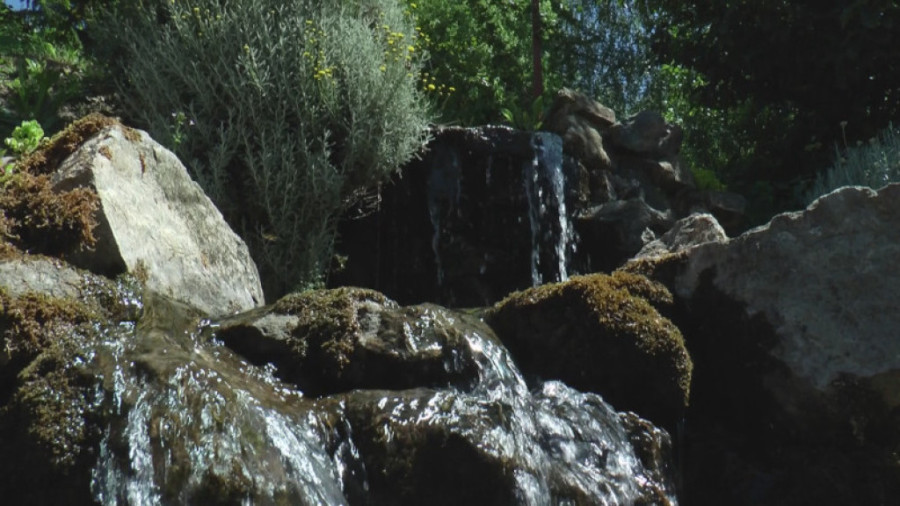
[90,0,430,297]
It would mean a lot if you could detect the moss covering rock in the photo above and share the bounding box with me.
[0,114,119,257]
[0,257,144,505]
[485,271,691,429]
[216,286,487,396]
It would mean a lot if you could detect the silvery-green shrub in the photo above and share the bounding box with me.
[804,123,900,205]
[90,0,430,297]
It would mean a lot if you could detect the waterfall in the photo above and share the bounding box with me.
[427,145,462,288]
[525,131,574,286]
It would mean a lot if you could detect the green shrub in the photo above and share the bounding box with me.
[803,123,900,205]
[90,0,430,297]
[0,6,95,137]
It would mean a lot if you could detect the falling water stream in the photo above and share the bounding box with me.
[525,132,573,286]
[74,290,675,504]
[425,129,576,294]
[88,294,346,505]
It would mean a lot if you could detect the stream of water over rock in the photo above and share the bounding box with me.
[426,130,576,293]
[77,291,675,504]
[525,132,573,286]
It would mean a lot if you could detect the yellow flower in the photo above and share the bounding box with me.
[427,83,435,91]
[243,44,250,53]
[379,64,386,72]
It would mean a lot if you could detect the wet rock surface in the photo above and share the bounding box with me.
[1,269,679,504]
[332,125,579,307]
[212,287,678,504]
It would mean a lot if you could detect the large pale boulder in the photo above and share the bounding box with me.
[625,183,900,505]
[51,123,263,316]
[670,184,900,390]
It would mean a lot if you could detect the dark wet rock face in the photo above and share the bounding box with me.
[332,89,745,309]
[333,126,579,307]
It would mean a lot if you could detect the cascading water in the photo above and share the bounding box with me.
[75,290,676,505]
[525,132,574,286]
[88,294,347,505]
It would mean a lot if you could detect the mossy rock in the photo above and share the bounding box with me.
[273,286,389,371]
[0,336,104,505]
[0,292,110,505]
[485,271,692,429]
[0,266,143,504]
[218,286,488,396]
[0,114,128,257]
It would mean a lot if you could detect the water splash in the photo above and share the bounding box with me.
[313,304,676,504]
[89,295,347,505]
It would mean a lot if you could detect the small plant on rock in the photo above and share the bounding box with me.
[1,118,45,181]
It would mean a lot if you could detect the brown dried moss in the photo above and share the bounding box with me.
[273,287,388,372]
[16,113,135,176]
[0,172,98,256]
[0,288,97,363]
[0,113,131,256]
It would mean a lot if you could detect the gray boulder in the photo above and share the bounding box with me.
[673,184,900,390]
[576,199,675,270]
[51,124,264,316]
[543,88,616,173]
[608,110,683,158]
[626,183,900,505]
[634,213,727,260]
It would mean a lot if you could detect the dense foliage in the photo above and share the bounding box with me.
[0,2,99,138]
[89,0,430,297]
[637,0,900,217]
[410,0,667,125]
